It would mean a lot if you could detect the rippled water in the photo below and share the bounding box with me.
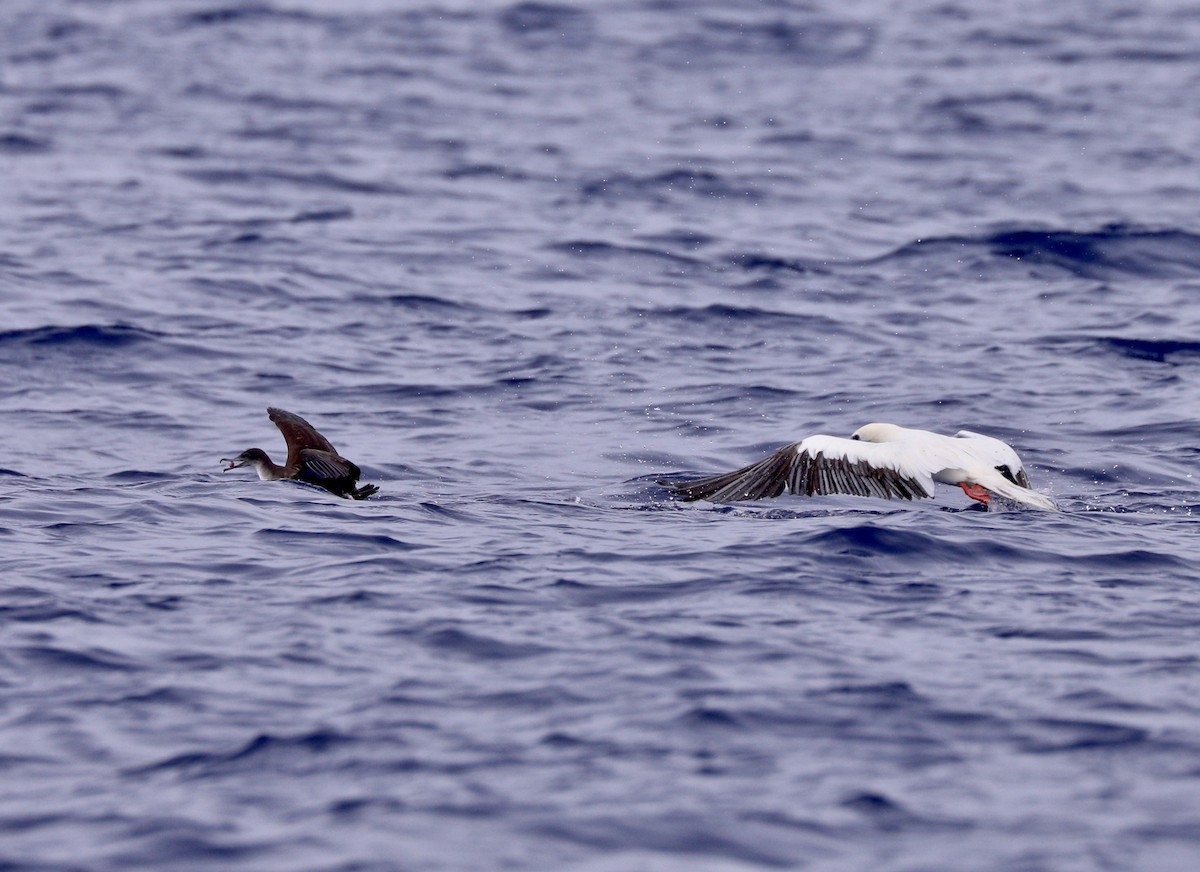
[3,1,1200,870]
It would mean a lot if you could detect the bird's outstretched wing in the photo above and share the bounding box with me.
[269,407,337,467]
[666,437,935,503]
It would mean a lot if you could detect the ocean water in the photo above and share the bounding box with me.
[2,1,1199,869]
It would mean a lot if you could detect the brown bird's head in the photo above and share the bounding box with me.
[220,448,269,471]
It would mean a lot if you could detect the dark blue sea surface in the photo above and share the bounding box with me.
[2,1,1200,869]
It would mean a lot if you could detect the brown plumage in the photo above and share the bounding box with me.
[221,407,379,500]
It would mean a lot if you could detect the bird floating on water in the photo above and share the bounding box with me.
[664,423,1057,510]
[222,407,379,500]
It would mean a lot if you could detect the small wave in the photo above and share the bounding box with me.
[987,226,1200,277]
[879,225,1200,279]
[20,645,139,672]
[800,525,996,563]
[530,811,796,867]
[255,528,423,553]
[1039,334,1200,365]
[0,133,53,154]
[725,252,824,274]
[632,303,849,337]
[45,83,127,101]
[813,681,927,709]
[1098,337,1200,363]
[991,626,1109,641]
[796,523,1190,572]
[134,730,357,778]
[413,625,553,660]
[443,163,531,182]
[1017,717,1148,753]
[922,92,1079,134]
[677,705,743,729]
[289,207,352,224]
[498,3,596,50]
[549,577,704,606]
[105,470,176,482]
[0,323,159,348]
[369,294,480,312]
[648,17,875,67]
[0,604,97,623]
[179,4,319,27]
[181,168,405,196]
[730,223,1200,281]
[547,239,706,269]
[185,277,297,303]
[635,230,716,250]
[581,169,762,203]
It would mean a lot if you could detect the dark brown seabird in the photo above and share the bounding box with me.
[221,407,379,500]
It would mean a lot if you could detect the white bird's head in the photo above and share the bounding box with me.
[850,423,906,443]
[952,429,1029,486]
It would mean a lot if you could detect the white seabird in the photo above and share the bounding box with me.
[665,423,1058,510]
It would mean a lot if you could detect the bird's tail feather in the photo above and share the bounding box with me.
[350,483,380,500]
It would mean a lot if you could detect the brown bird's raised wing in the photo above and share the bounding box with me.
[268,407,337,468]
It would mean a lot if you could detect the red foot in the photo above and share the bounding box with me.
[959,482,991,504]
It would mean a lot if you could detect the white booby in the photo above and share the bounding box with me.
[665,423,1057,510]
[222,407,379,500]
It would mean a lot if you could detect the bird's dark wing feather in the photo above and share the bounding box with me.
[269,407,337,467]
[297,448,359,483]
[666,442,933,503]
[667,443,798,502]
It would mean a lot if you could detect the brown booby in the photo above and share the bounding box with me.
[222,407,379,500]
[665,423,1057,510]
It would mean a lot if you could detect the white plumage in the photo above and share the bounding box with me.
[667,423,1058,510]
